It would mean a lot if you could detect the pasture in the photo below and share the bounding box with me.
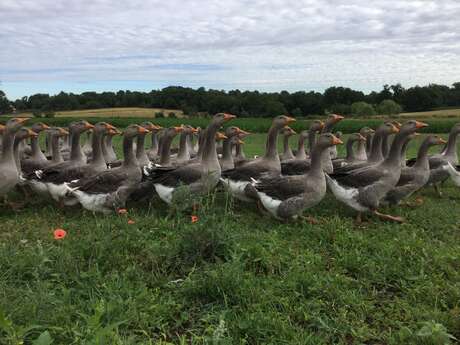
[11,107,184,119]
[1,131,460,344]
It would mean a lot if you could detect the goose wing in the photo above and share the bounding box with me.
[222,160,272,181]
[255,175,307,201]
[330,165,387,188]
[281,159,311,175]
[147,164,202,187]
[69,169,129,194]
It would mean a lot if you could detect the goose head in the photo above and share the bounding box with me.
[378,122,400,136]
[450,122,460,135]
[6,117,28,133]
[48,127,69,138]
[360,126,375,137]
[15,128,38,141]
[31,122,50,133]
[316,133,343,149]
[399,120,428,136]
[162,126,183,140]
[122,124,150,139]
[225,126,245,139]
[94,122,117,135]
[280,126,296,137]
[273,115,296,129]
[215,132,228,141]
[349,132,367,143]
[181,125,197,136]
[328,114,345,124]
[426,135,447,147]
[310,120,325,132]
[213,113,236,127]
[299,129,309,139]
[69,120,94,135]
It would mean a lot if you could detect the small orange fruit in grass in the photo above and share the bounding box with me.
[117,208,128,215]
[191,215,199,223]
[53,229,67,240]
[127,219,136,225]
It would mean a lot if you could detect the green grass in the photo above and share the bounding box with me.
[3,116,460,134]
[1,134,460,344]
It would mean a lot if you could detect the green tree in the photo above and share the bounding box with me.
[291,107,303,117]
[377,99,402,115]
[264,100,287,117]
[351,101,376,116]
[0,90,12,114]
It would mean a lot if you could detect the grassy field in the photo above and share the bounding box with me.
[1,133,460,344]
[11,107,184,118]
[400,108,460,118]
[5,106,460,120]
[3,116,460,135]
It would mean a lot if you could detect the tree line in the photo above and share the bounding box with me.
[1,82,460,117]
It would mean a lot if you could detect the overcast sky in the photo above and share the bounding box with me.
[1,0,460,99]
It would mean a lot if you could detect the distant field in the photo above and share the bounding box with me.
[13,107,184,118]
[399,108,460,118]
[6,107,460,120]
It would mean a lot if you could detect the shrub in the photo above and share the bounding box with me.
[378,99,402,115]
[351,101,376,116]
[291,107,303,117]
[329,103,351,115]
[44,111,55,118]
[155,111,164,118]
[168,112,176,118]
[32,110,43,118]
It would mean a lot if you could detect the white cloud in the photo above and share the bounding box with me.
[1,0,460,98]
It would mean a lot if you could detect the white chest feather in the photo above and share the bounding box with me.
[220,178,252,202]
[326,175,369,212]
[72,190,112,214]
[257,192,282,217]
[444,163,460,187]
[47,183,71,201]
[154,184,175,204]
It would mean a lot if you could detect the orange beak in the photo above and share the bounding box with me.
[41,123,50,130]
[318,121,325,129]
[223,113,236,121]
[15,117,29,124]
[285,116,296,124]
[392,121,402,129]
[238,129,251,136]
[391,124,400,133]
[84,121,95,130]
[105,123,117,131]
[138,126,150,134]
[174,126,184,133]
[438,137,447,145]
[28,129,38,138]
[415,121,428,129]
[331,135,343,145]
[332,114,345,122]
[0,124,5,132]
[59,128,69,136]
[191,127,199,134]
[153,124,162,130]
[216,132,227,140]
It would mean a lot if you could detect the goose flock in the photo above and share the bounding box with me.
[1,114,459,223]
